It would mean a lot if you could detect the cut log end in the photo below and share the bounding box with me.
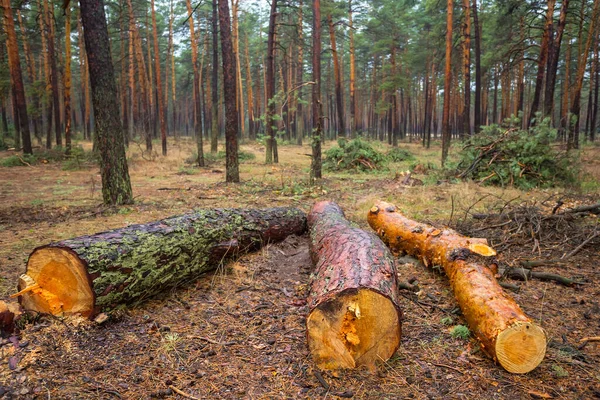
[16,247,94,317]
[495,322,547,374]
[306,289,401,370]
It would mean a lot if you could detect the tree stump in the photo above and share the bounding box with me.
[15,207,306,317]
[368,201,546,374]
[307,201,402,370]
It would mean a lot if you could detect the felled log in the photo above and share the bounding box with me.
[368,201,546,374]
[15,207,306,317]
[307,201,402,370]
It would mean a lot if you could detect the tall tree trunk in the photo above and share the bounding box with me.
[328,13,345,138]
[76,9,91,142]
[211,0,219,153]
[45,0,61,146]
[528,0,556,127]
[561,39,571,140]
[441,0,453,166]
[218,0,240,182]
[2,0,32,154]
[244,34,255,140]
[127,0,136,142]
[16,9,41,145]
[295,0,304,145]
[40,0,52,149]
[348,0,356,137]
[231,0,244,138]
[472,0,481,132]
[462,0,471,136]
[79,0,133,205]
[592,41,599,142]
[516,17,525,120]
[119,7,129,145]
[64,3,72,155]
[168,0,176,138]
[186,0,205,165]
[543,0,570,118]
[151,0,167,155]
[311,0,322,182]
[265,0,278,163]
[569,0,600,150]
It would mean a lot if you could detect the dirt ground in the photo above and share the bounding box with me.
[0,139,599,399]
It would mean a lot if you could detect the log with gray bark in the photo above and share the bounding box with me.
[307,201,402,370]
[14,207,307,317]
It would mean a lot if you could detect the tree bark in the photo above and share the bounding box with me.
[265,0,278,163]
[462,0,471,136]
[543,0,570,118]
[218,0,240,182]
[327,14,345,138]
[472,0,481,133]
[307,201,402,370]
[186,0,204,165]
[64,3,72,155]
[79,0,133,205]
[46,0,61,146]
[569,0,600,149]
[244,34,255,140]
[348,0,356,137]
[368,201,547,374]
[311,0,322,182]
[529,0,556,127]
[2,0,32,154]
[211,0,219,153]
[151,0,167,156]
[441,0,453,166]
[17,207,306,317]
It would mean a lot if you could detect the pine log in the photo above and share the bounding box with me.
[15,207,306,317]
[368,201,546,374]
[307,201,402,370]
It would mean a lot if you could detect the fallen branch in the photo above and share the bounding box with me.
[578,336,600,349]
[503,267,582,286]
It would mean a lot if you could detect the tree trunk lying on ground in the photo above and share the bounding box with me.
[14,207,307,317]
[307,201,402,370]
[368,201,546,374]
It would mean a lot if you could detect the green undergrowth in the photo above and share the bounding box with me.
[455,118,579,189]
[187,150,256,165]
[324,138,415,172]
[0,146,98,169]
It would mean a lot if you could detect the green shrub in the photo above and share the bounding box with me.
[324,138,388,172]
[387,147,415,162]
[202,150,256,164]
[62,146,98,170]
[456,119,578,189]
[0,154,37,167]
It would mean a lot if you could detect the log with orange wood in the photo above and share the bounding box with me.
[368,201,546,374]
[307,201,402,370]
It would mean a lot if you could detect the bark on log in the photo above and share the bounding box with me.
[368,201,546,374]
[15,207,306,317]
[307,201,402,370]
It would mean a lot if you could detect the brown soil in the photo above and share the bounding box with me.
[1,140,599,399]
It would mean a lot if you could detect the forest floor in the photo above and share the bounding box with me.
[0,137,599,399]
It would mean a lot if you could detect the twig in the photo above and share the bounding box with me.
[499,281,520,292]
[562,229,599,259]
[17,155,34,167]
[432,362,465,375]
[193,336,236,346]
[313,370,330,391]
[518,259,567,268]
[168,385,200,400]
[578,336,600,349]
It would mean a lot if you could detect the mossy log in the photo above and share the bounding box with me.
[307,201,402,370]
[368,201,546,374]
[15,207,307,317]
